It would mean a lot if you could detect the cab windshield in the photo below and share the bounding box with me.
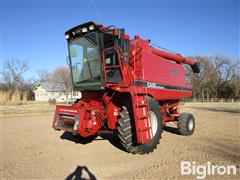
[69,32,102,89]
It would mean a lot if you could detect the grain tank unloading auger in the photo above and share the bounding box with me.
[52,22,200,154]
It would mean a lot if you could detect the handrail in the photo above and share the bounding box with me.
[102,46,127,85]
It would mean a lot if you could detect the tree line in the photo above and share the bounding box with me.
[186,54,239,100]
[1,58,70,104]
[0,54,239,104]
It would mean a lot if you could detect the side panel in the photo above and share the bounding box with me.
[141,48,192,100]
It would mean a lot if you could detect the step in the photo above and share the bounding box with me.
[136,103,147,107]
[134,93,147,96]
[138,127,151,132]
[137,115,148,120]
[135,95,147,103]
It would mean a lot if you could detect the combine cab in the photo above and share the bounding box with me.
[52,22,199,154]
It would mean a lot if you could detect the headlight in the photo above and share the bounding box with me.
[65,34,70,40]
[81,27,88,33]
[89,25,95,31]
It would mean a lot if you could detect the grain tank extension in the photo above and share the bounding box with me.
[52,22,200,154]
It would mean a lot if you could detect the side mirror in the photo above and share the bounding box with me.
[66,56,70,66]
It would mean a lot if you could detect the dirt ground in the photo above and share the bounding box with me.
[1,103,240,179]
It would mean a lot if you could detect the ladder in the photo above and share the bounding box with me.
[132,47,153,144]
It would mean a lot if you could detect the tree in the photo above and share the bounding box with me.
[187,54,240,100]
[2,58,29,92]
[36,69,51,83]
[51,66,71,103]
[185,56,218,100]
[21,78,37,100]
[211,54,239,98]
[230,77,240,98]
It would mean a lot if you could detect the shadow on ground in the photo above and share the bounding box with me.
[98,132,127,152]
[60,131,127,152]
[60,132,97,144]
[163,126,179,135]
[66,165,97,180]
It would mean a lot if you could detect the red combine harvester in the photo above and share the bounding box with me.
[52,22,200,154]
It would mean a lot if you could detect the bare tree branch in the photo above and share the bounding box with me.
[2,58,29,92]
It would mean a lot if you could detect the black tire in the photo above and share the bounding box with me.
[117,96,163,154]
[177,113,195,136]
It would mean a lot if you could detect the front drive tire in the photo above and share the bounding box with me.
[177,113,195,136]
[117,97,163,154]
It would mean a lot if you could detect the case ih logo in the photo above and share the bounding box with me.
[146,82,157,88]
[146,82,165,89]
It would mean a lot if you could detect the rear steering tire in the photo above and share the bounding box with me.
[117,97,163,154]
[177,113,195,136]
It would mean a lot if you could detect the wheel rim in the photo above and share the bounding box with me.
[188,119,194,131]
[149,111,158,137]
